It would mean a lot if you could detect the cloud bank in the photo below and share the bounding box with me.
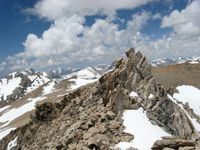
[28,0,152,20]
[1,0,200,75]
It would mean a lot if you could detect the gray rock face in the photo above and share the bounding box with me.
[0,83,133,149]
[0,48,199,149]
[99,48,198,139]
[152,137,197,150]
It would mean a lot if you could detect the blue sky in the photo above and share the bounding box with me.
[0,0,200,76]
[0,0,186,58]
[0,0,50,59]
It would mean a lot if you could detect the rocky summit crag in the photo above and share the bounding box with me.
[0,48,200,150]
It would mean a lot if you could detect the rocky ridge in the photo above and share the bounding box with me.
[0,48,200,150]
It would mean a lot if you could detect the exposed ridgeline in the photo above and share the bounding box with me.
[0,48,200,150]
[99,48,198,139]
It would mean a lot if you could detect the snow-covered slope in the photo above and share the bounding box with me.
[0,69,50,103]
[116,108,170,150]
[0,80,56,140]
[173,85,200,115]
[0,76,21,101]
[1,49,200,149]
[117,87,200,150]
[116,91,170,150]
[51,65,111,79]
[62,67,102,90]
[48,68,74,78]
[0,66,103,140]
[171,85,200,132]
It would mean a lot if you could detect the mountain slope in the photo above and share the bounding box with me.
[0,66,103,141]
[0,69,50,106]
[152,62,200,89]
[1,48,200,150]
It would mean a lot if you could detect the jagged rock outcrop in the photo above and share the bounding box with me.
[152,136,199,150]
[0,48,199,150]
[99,48,198,139]
[0,83,133,149]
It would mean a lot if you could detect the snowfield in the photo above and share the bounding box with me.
[0,97,45,125]
[173,85,200,116]
[43,81,55,95]
[129,91,139,97]
[1,66,200,149]
[0,95,50,139]
[69,67,101,90]
[0,69,51,102]
[76,67,101,79]
[189,61,199,64]
[117,86,200,150]
[0,128,15,140]
[0,77,21,101]
[69,78,98,90]
[168,94,200,132]
[0,80,57,140]
[116,108,170,150]
[168,86,200,132]
[26,75,50,93]
[0,67,100,140]
[0,105,11,113]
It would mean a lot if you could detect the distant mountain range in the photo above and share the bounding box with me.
[151,56,200,66]
[0,68,50,105]
[1,49,200,149]
[1,55,200,106]
[0,65,111,107]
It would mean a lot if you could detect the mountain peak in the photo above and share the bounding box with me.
[0,69,50,104]
[1,48,200,149]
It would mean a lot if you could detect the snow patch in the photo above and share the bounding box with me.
[68,67,101,90]
[173,85,200,116]
[76,67,101,79]
[0,105,11,113]
[7,136,18,150]
[0,78,21,101]
[26,75,50,93]
[0,128,15,140]
[57,93,66,98]
[168,94,200,132]
[0,97,45,124]
[70,78,97,90]
[116,108,170,150]
[43,81,55,95]
[129,91,139,98]
[189,61,199,64]
[149,94,154,99]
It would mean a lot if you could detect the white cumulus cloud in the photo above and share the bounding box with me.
[142,0,200,58]
[28,0,152,20]
[1,12,151,75]
[161,0,200,36]
[1,0,200,76]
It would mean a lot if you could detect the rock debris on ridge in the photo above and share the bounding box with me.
[0,48,200,150]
